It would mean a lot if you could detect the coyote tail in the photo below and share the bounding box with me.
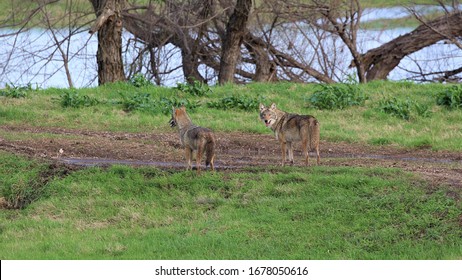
[205,137,215,168]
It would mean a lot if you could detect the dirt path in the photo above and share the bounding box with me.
[1,125,461,189]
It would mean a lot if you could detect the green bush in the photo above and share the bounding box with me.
[207,95,265,111]
[307,82,367,110]
[377,97,431,120]
[436,85,462,109]
[175,80,212,97]
[118,92,199,115]
[129,73,153,87]
[118,92,154,112]
[0,84,34,98]
[58,89,100,108]
[378,97,412,120]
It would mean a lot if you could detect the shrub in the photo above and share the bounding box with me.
[378,97,412,120]
[118,92,199,115]
[119,92,154,112]
[307,82,367,110]
[377,97,431,120]
[175,80,212,97]
[58,89,100,108]
[129,73,153,87]
[158,96,200,115]
[207,95,265,111]
[436,85,462,109]
[0,84,34,98]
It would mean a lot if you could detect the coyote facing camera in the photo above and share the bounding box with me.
[169,106,215,174]
[260,103,320,166]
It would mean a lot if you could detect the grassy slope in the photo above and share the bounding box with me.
[0,82,461,259]
[0,151,461,259]
[1,81,461,150]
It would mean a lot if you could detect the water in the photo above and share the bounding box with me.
[1,7,461,88]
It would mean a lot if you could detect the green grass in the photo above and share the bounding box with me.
[0,151,461,259]
[1,81,461,151]
[1,81,461,259]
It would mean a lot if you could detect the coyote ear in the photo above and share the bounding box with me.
[180,105,187,112]
[259,103,266,112]
[172,106,175,114]
[270,103,276,110]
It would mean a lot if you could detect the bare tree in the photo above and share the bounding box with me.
[359,8,462,82]
[218,0,252,84]
[2,0,462,88]
[89,0,126,85]
[0,0,95,88]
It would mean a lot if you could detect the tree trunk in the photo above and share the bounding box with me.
[89,0,126,85]
[218,0,252,85]
[359,11,462,81]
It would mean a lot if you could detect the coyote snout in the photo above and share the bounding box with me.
[260,103,320,166]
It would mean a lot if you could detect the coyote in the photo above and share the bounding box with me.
[259,103,320,166]
[169,106,215,173]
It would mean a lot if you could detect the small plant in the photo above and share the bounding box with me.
[207,95,265,111]
[436,85,462,109]
[175,80,212,97]
[118,92,199,114]
[118,92,155,112]
[0,83,34,98]
[158,96,200,115]
[58,89,100,108]
[377,96,431,120]
[378,97,412,120]
[307,82,367,110]
[413,102,432,118]
[129,73,153,87]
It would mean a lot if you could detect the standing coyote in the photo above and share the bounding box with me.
[169,106,215,173]
[259,103,320,166]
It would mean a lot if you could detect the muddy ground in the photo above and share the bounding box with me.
[0,125,461,190]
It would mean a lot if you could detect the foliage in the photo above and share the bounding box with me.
[129,73,153,88]
[118,91,199,115]
[0,157,461,259]
[0,84,34,98]
[175,80,212,97]
[1,82,461,150]
[378,96,431,120]
[57,89,100,108]
[207,94,265,111]
[436,85,462,109]
[307,81,367,110]
[0,153,66,209]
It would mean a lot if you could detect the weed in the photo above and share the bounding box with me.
[158,96,200,115]
[378,97,412,120]
[118,92,154,112]
[58,89,100,108]
[129,73,153,87]
[307,81,367,110]
[118,92,199,115]
[414,102,432,118]
[436,85,462,109]
[378,96,431,120]
[0,83,35,98]
[207,95,265,111]
[175,80,212,97]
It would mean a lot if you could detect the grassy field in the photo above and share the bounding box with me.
[1,81,461,259]
[1,81,461,150]
[1,151,461,259]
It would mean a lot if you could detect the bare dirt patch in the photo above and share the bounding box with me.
[1,124,461,189]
